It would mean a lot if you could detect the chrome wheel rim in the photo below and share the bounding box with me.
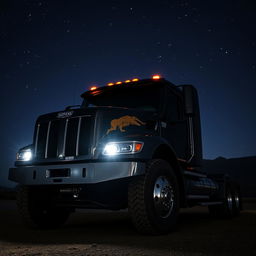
[153,176,174,218]
[227,191,233,211]
[234,193,240,209]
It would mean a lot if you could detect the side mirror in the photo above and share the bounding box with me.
[182,85,195,115]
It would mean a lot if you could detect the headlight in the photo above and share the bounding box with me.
[103,141,143,156]
[16,148,33,161]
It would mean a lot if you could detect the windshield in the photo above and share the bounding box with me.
[82,85,162,112]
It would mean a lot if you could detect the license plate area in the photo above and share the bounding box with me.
[47,168,71,178]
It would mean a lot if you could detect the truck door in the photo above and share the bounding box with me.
[161,87,188,161]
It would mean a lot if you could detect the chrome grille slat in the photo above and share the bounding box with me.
[44,121,51,158]
[34,124,40,157]
[76,117,82,156]
[62,119,69,157]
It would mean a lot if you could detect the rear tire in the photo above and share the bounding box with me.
[128,159,180,235]
[209,184,234,218]
[17,185,71,228]
[232,185,242,216]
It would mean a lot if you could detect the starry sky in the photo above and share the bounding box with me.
[0,0,256,187]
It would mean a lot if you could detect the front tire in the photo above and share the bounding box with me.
[17,185,71,229]
[128,159,180,235]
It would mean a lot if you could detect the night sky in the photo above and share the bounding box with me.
[1,0,256,187]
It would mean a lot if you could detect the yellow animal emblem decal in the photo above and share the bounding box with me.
[107,115,145,134]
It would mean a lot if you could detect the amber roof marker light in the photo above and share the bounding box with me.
[116,81,122,85]
[132,78,139,82]
[90,86,97,91]
[107,82,114,86]
[152,75,161,80]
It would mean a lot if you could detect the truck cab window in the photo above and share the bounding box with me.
[82,85,162,113]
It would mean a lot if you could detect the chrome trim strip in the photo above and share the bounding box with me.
[184,170,207,178]
[187,195,210,199]
[199,202,222,206]
[45,121,51,158]
[34,124,40,156]
[54,114,91,121]
[187,117,195,162]
[63,119,69,156]
[76,117,82,156]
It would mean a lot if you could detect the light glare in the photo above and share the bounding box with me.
[152,75,161,80]
[104,144,119,155]
[103,141,144,156]
[23,151,32,161]
[17,149,32,161]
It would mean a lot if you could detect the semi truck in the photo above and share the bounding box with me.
[9,75,241,235]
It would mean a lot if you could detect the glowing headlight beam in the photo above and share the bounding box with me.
[103,141,143,156]
[103,144,120,155]
[23,150,32,161]
[16,148,33,161]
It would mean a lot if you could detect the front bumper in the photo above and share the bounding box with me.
[9,161,146,185]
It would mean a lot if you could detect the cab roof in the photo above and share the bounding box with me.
[81,77,179,99]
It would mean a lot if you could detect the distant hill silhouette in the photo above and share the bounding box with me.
[203,156,256,197]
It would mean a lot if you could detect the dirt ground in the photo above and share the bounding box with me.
[0,199,255,256]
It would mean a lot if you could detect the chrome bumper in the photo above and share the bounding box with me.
[9,161,145,185]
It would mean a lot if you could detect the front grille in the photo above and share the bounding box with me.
[34,116,93,160]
